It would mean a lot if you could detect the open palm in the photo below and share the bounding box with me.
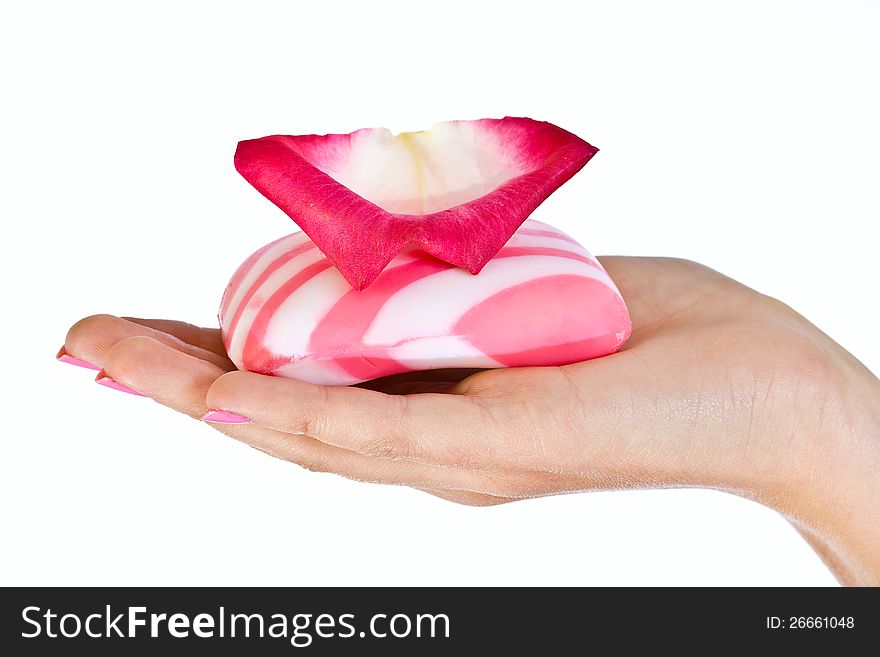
[61,256,880,584]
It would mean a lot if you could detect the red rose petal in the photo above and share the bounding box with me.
[235,117,598,290]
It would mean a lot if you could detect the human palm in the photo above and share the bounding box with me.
[61,256,880,584]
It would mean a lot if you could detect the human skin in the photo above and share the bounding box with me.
[61,257,880,585]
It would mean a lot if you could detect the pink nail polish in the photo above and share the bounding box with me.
[95,371,147,397]
[56,346,100,371]
[201,410,252,424]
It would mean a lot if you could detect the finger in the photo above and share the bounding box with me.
[122,318,228,358]
[65,314,234,371]
[416,487,513,507]
[102,335,225,417]
[596,256,742,336]
[206,370,528,469]
[220,421,553,498]
[215,418,546,498]
[102,337,528,497]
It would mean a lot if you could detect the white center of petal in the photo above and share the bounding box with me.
[319,121,526,215]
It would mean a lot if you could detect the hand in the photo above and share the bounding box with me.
[61,257,880,585]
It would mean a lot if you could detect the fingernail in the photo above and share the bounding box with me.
[201,410,252,424]
[56,346,100,371]
[95,371,147,397]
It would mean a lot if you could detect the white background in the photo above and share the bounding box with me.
[1,1,877,586]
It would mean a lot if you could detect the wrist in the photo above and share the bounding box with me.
[783,357,880,584]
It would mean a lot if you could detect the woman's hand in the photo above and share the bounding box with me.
[60,257,880,585]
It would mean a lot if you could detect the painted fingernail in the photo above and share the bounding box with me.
[95,371,147,397]
[56,346,100,371]
[201,410,252,424]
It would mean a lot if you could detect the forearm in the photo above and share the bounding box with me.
[786,369,880,585]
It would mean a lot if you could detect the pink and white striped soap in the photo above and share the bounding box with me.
[219,219,631,385]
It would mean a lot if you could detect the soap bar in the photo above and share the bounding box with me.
[219,219,631,385]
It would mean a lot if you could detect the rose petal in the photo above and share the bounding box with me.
[235,117,598,289]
